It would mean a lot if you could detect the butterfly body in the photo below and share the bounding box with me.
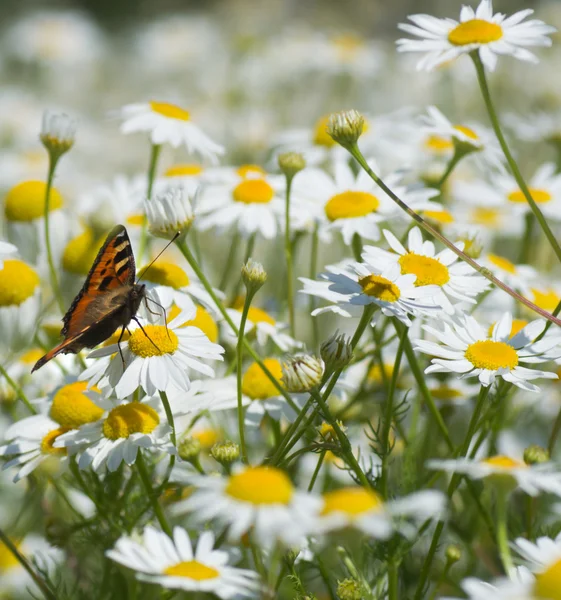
[32,225,144,372]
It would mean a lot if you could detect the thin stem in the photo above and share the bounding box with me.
[136,452,171,537]
[388,561,398,600]
[268,396,315,465]
[219,230,240,291]
[237,292,256,463]
[284,175,296,338]
[471,51,561,265]
[138,143,162,264]
[436,149,465,190]
[496,491,514,575]
[308,450,326,492]
[229,233,257,304]
[43,157,65,314]
[0,363,35,414]
[309,222,320,351]
[548,407,561,455]
[351,232,363,262]
[347,144,561,328]
[158,390,176,489]
[518,214,536,265]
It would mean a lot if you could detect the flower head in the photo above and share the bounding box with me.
[145,186,194,238]
[40,110,76,159]
[327,109,365,149]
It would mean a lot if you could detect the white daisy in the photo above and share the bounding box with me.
[362,227,489,314]
[171,465,321,549]
[512,534,561,599]
[154,162,206,197]
[415,312,561,391]
[397,0,556,72]
[145,186,194,238]
[478,253,538,295]
[442,567,537,600]
[84,309,224,399]
[107,527,259,598]
[118,101,224,163]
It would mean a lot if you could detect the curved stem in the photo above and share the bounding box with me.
[496,490,514,575]
[284,175,296,338]
[138,143,162,264]
[136,451,171,537]
[436,150,465,190]
[308,450,326,492]
[219,230,240,291]
[0,363,35,414]
[237,292,255,463]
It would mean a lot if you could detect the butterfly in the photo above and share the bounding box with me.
[32,225,147,372]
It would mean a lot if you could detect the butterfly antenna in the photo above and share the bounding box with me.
[136,232,181,284]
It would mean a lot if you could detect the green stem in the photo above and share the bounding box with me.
[308,450,326,492]
[237,292,256,463]
[347,143,561,328]
[388,561,398,600]
[309,222,320,351]
[136,452,171,537]
[0,363,35,414]
[284,175,296,338]
[351,232,363,262]
[158,390,176,489]
[518,214,536,265]
[43,157,65,314]
[229,233,257,304]
[436,150,464,190]
[471,51,561,265]
[219,230,240,291]
[548,406,561,455]
[138,143,162,264]
[496,491,514,574]
[268,396,316,465]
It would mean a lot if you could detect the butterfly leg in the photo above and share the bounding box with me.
[117,325,127,369]
[144,296,171,340]
[132,317,162,353]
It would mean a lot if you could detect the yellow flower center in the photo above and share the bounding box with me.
[165,164,204,177]
[487,319,528,339]
[532,288,561,312]
[367,363,394,384]
[425,135,453,153]
[332,34,364,60]
[0,260,39,306]
[487,253,517,275]
[430,385,463,401]
[358,274,400,302]
[508,187,552,204]
[126,214,145,226]
[102,403,160,440]
[225,466,294,505]
[453,125,478,140]
[137,262,190,289]
[398,252,450,287]
[0,540,22,572]
[324,191,380,221]
[184,306,219,343]
[49,382,104,429]
[5,180,63,222]
[128,325,179,358]
[20,348,44,365]
[242,358,283,400]
[150,101,190,121]
[481,455,525,469]
[472,207,500,226]
[40,427,69,455]
[192,427,220,449]
[422,210,454,224]
[465,340,519,370]
[313,115,337,148]
[236,164,267,178]
[164,560,219,580]
[63,228,105,275]
[321,487,383,516]
[534,559,561,600]
[247,306,276,326]
[448,19,503,46]
[232,179,274,204]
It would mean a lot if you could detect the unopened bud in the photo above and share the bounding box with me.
[211,441,240,464]
[327,109,364,149]
[241,259,267,294]
[458,233,483,259]
[452,133,482,158]
[278,152,306,180]
[445,544,462,564]
[177,436,201,461]
[336,578,362,600]
[281,355,324,393]
[318,420,346,441]
[524,445,550,465]
[40,110,76,159]
[321,331,353,371]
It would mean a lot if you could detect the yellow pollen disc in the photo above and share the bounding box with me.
[532,288,561,312]
[102,403,160,440]
[465,340,518,370]
[430,386,463,401]
[236,164,266,178]
[423,210,454,224]
[192,427,220,449]
[472,207,500,226]
[137,262,190,289]
[425,135,453,153]
[232,179,274,204]
[40,428,69,455]
[534,558,561,600]
[50,382,104,429]
[398,252,450,287]
[20,348,44,365]
[358,274,400,302]
[332,34,364,60]
[126,214,145,226]
[453,125,478,140]
[164,560,219,580]
[324,191,380,221]
[5,180,63,222]
[150,101,190,121]
[313,115,337,148]
[63,228,105,275]
[165,164,204,177]
[448,19,503,46]
[321,487,383,516]
[0,260,39,306]
[0,539,22,572]
[481,455,525,469]
[245,306,276,326]
[487,319,528,339]
[225,466,294,505]
[367,363,394,384]
[508,187,552,204]
[242,358,283,400]
[128,325,179,358]
[487,253,517,275]
[184,306,219,343]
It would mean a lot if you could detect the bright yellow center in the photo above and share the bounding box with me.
[102,403,160,440]
[332,34,364,60]
[128,325,179,358]
[534,559,561,600]
[508,188,552,205]
[150,101,190,121]
[0,260,39,306]
[20,348,44,365]
[137,262,190,289]
[423,210,454,224]
[231,297,276,326]
[324,191,379,221]
[472,207,500,226]
[0,540,22,572]
[165,164,203,177]
[5,180,63,222]
[184,306,219,343]
[488,319,528,339]
[192,427,220,449]
[398,252,450,287]
[164,560,219,580]
[236,164,266,178]
[313,116,336,148]
[453,125,478,140]
[63,228,105,275]
[430,385,463,401]
[40,427,69,455]
[321,487,383,516]
[425,135,453,153]
[532,288,561,312]
[448,19,503,46]
[50,382,104,429]
[367,363,394,384]
[481,455,525,469]
[358,274,400,302]
[242,358,283,400]
[232,179,274,204]
[225,466,294,505]
[126,214,145,226]
[487,253,517,275]
[465,340,518,370]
